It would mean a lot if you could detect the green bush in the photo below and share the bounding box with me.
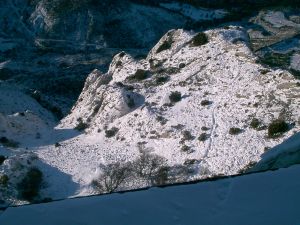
[201,100,211,106]
[75,121,89,131]
[191,32,208,47]
[155,76,169,85]
[198,133,209,142]
[17,168,43,202]
[156,40,172,53]
[229,127,243,135]
[128,69,149,81]
[268,119,289,138]
[182,130,194,141]
[105,127,119,138]
[169,91,182,103]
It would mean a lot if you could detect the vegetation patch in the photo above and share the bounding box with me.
[156,39,173,54]
[74,120,89,131]
[190,32,208,47]
[229,127,243,135]
[105,127,119,138]
[268,119,289,138]
[128,69,149,81]
[169,91,182,103]
[198,133,209,142]
[17,168,43,202]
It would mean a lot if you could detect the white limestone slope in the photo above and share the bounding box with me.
[37,27,300,197]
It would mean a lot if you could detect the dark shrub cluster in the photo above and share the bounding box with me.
[105,127,119,138]
[200,100,211,106]
[182,130,194,141]
[268,119,289,138]
[229,127,243,135]
[155,76,169,85]
[156,39,173,53]
[17,168,43,202]
[198,133,209,142]
[169,91,182,103]
[191,32,208,47]
[75,120,89,131]
[128,69,149,81]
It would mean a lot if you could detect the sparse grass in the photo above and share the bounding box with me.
[268,119,289,138]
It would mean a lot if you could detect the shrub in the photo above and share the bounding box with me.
[0,155,6,165]
[156,39,172,53]
[54,142,61,148]
[200,100,211,106]
[169,91,182,103]
[191,32,208,47]
[17,168,43,201]
[0,174,9,187]
[105,127,119,138]
[179,63,186,69]
[128,69,149,81]
[153,166,169,186]
[155,76,169,85]
[229,127,243,135]
[91,162,132,193]
[249,118,265,130]
[132,151,166,181]
[182,130,194,141]
[198,133,209,142]
[75,121,88,131]
[268,119,289,138]
[156,116,168,125]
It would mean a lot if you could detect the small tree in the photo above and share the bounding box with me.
[92,162,132,193]
[268,119,289,138]
[132,151,166,183]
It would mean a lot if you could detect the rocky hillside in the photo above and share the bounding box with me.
[0,1,300,207]
[38,27,299,198]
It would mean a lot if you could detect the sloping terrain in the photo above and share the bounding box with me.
[36,27,300,198]
[0,1,300,207]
